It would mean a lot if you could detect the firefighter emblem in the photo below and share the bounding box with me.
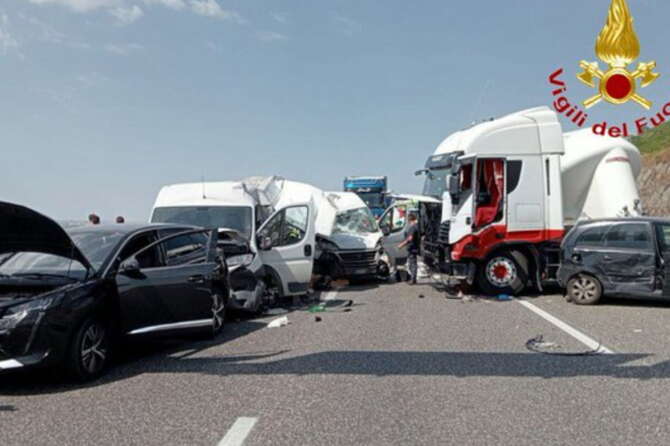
[577,0,659,109]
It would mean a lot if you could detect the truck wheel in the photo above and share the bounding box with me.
[567,274,602,305]
[477,250,529,296]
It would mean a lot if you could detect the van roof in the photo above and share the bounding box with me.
[153,182,255,208]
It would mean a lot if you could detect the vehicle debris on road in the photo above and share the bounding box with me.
[267,316,290,328]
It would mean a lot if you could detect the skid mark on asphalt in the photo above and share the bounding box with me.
[517,299,614,354]
[218,417,258,446]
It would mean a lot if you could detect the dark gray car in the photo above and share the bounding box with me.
[557,218,670,305]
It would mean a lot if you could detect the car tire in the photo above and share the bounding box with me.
[66,317,110,381]
[476,250,529,296]
[567,274,602,305]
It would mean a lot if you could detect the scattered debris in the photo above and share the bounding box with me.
[497,294,512,301]
[264,308,289,316]
[315,316,322,322]
[461,295,474,303]
[309,303,327,313]
[342,308,352,312]
[331,279,350,290]
[634,329,643,333]
[418,294,425,299]
[343,299,353,307]
[267,316,289,328]
[526,334,604,356]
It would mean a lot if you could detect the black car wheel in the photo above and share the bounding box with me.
[67,317,110,381]
[567,274,602,305]
[476,250,529,296]
[211,292,226,336]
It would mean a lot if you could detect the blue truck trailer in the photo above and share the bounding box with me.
[343,176,389,218]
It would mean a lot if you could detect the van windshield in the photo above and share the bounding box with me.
[152,206,253,239]
[333,207,379,234]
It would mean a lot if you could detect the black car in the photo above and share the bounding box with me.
[557,217,670,305]
[0,202,229,380]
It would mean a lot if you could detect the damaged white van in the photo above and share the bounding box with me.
[313,192,386,281]
[150,177,319,312]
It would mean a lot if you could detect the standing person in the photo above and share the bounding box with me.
[397,213,420,285]
[88,213,100,225]
[116,216,125,224]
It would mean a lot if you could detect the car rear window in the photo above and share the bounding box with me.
[575,225,608,247]
[604,223,652,250]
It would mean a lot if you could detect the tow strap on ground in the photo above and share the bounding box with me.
[525,334,606,356]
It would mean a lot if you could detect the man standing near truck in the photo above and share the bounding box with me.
[397,213,420,284]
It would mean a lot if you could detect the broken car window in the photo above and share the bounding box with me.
[160,232,208,266]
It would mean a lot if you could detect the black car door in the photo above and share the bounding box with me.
[600,222,656,296]
[151,229,219,325]
[114,230,168,334]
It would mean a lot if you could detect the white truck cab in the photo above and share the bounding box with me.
[150,177,318,310]
[416,106,643,295]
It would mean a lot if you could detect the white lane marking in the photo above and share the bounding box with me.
[322,290,339,301]
[218,417,258,446]
[516,299,614,354]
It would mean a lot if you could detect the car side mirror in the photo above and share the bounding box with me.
[119,257,141,275]
[258,236,273,251]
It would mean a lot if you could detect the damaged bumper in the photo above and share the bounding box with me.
[337,249,380,277]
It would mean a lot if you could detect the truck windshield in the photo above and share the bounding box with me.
[422,169,449,198]
[356,192,385,208]
[152,206,253,239]
[333,207,379,234]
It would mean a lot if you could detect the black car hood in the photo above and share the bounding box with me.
[0,202,93,271]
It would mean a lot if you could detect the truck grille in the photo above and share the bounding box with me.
[438,222,450,244]
[338,250,377,275]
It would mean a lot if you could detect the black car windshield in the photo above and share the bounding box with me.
[422,168,449,198]
[0,230,125,278]
[152,206,253,239]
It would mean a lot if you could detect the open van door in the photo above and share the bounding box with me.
[379,202,410,266]
[256,201,316,296]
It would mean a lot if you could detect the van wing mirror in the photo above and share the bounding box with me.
[257,235,273,251]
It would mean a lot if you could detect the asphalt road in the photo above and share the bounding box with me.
[3,280,670,445]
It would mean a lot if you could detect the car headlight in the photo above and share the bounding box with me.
[226,254,254,268]
[0,293,64,332]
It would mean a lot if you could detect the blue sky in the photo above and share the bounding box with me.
[1,0,669,221]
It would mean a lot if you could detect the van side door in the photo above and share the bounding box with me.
[380,203,409,265]
[257,202,316,296]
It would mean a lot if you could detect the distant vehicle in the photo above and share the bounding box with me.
[343,176,389,218]
[0,202,228,380]
[314,192,385,280]
[558,218,670,305]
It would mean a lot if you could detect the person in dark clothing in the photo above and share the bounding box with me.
[397,213,420,284]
